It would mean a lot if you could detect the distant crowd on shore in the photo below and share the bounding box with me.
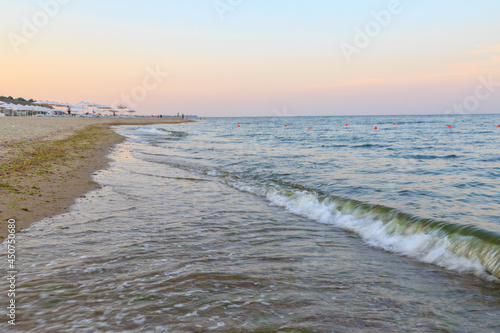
[148,113,188,119]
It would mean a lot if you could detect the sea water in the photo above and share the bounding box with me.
[1,115,499,332]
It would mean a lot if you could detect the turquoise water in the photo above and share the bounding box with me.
[2,114,500,331]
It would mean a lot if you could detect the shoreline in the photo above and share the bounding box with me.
[0,117,193,147]
[0,117,193,238]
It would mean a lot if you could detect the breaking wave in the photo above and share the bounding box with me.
[222,177,500,281]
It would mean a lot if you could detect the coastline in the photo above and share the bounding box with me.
[0,117,193,238]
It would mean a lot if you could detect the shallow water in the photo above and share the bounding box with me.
[2,115,500,332]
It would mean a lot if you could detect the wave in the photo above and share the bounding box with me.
[143,151,500,281]
[407,154,459,160]
[220,177,500,281]
[137,127,188,138]
[352,144,386,148]
[157,129,188,137]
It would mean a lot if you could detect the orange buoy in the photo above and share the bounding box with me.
[345,123,348,126]
[374,126,378,130]
[497,124,500,127]
[393,123,396,125]
[448,125,452,128]
[308,127,311,129]
[237,125,240,127]
[284,124,287,127]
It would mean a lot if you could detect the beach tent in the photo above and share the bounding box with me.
[0,102,52,116]
[32,105,51,116]
[70,105,86,115]
[34,100,81,115]
[2,103,18,116]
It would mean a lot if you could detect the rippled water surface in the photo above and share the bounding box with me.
[2,115,500,332]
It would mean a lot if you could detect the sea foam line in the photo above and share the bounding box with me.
[225,178,499,281]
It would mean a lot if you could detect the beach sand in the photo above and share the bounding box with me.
[0,117,192,238]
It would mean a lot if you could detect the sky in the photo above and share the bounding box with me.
[1,0,499,117]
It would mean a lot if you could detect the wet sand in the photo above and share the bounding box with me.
[0,117,192,238]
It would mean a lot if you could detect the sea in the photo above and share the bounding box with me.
[2,114,500,332]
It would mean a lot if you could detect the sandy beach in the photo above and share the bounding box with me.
[0,117,191,146]
[0,117,192,238]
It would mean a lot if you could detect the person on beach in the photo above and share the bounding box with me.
[67,106,71,116]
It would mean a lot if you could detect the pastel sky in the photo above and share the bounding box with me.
[1,0,499,116]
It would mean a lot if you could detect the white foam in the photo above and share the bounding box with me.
[209,322,225,330]
[185,311,198,317]
[137,127,166,135]
[228,180,496,280]
[207,169,222,176]
[132,314,146,325]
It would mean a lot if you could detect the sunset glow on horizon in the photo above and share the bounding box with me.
[1,0,499,116]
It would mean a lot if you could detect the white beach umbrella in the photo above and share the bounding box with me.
[6,104,21,116]
[72,106,85,115]
[33,106,46,115]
